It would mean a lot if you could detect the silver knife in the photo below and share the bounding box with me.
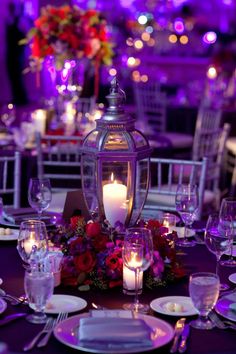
[178,323,190,353]
[170,318,186,353]
[0,313,26,326]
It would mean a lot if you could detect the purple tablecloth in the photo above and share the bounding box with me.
[0,240,236,354]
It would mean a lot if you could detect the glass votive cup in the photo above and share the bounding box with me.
[123,264,143,295]
[161,213,176,233]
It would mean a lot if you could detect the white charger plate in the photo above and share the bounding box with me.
[215,292,236,322]
[229,273,236,284]
[0,298,7,314]
[45,295,87,314]
[54,312,174,353]
[0,229,18,241]
[150,296,197,316]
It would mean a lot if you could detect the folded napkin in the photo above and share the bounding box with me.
[78,317,153,350]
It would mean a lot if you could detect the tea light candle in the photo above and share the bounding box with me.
[162,213,176,234]
[103,173,127,227]
[32,109,46,135]
[24,234,38,255]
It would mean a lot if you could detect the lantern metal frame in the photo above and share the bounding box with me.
[81,77,152,227]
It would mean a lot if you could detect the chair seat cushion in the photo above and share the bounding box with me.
[226,137,236,154]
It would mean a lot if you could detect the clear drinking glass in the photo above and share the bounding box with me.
[123,227,153,313]
[24,270,54,324]
[17,220,49,270]
[219,197,236,267]
[189,272,220,330]
[175,183,198,247]
[205,213,232,291]
[28,178,52,220]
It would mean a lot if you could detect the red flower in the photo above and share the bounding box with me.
[92,233,109,252]
[85,222,102,238]
[74,251,96,273]
[105,249,122,272]
[70,216,85,231]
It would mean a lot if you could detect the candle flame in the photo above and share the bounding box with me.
[111,173,114,182]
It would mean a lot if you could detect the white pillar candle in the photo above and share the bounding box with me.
[123,265,143,291]
[32,109,46,135]
[103,174,127,227]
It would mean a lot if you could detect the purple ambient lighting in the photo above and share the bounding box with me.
[174,18,185,34]
[203,31,217,44]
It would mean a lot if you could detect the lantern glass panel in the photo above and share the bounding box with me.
[131,130,148,148]
[103,132,129,150]
[82,155,98,216]
[83,130,99,148]
[129,158,149,225]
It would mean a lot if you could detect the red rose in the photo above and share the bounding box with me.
[92,233,109,251]
[74,251,96,273]
[86,222,102,238]
[70,216,85,230]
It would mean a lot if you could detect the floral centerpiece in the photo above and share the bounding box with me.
[49,216,185,290]
[21,4,113,71]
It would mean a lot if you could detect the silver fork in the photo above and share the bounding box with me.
[23,317,54,351]
[209,311,236,330]
[37,312,68,347]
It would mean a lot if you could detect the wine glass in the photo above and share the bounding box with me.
[17,220,49,270]
[204,213,232,291]
[28,178,52,220]
[189,272,220,330]
[24,270,54,324]
[219,197,236,267]
[175,183,198,247]
[123,227,153,313]
[1,103,16,132]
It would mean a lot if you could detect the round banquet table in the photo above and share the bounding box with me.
[0,238,236,354]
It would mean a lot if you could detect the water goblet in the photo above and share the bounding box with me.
[189,272,220,330]
[123,227,153,313]
[24,270,54,324]
[1,103,16,132]
[28,178,52,220]
[219,197,236,267]
[204,213,232,291]
[17,220,49,270]
[175,183,198,247]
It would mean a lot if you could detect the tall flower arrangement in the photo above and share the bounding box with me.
[21,4,113,71]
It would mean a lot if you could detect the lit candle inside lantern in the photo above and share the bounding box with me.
[32,109,46,135]
[103,173,127,227]
[123,251,143,292]
[162,213,176,234]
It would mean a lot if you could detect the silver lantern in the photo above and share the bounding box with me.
[81,77,152,227]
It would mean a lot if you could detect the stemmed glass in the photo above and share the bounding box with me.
[123,227,153,313]
[24,270,54,324]
[175,183,198,247]
[28,178,52,220]
[204,213,232,291]
[219,197,236,267]
[189,272,220,330]
[17,220,49,270]
[1,103,16,132]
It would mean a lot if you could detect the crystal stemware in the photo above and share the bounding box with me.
[17,220,49,270]
[219,197,236,267]
[189,272,220,330]
[28,178,52,220]
[123,227,153,313]
[24,270,54,324]
[175,183,198,247]
[205,213,232,291]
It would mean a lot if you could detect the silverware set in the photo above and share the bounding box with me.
[170,317,189,353]
[23,312,68,351]
[209,311,236,330]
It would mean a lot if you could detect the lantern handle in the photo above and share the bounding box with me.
[110,76,126,103]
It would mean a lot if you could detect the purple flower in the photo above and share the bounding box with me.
[150,250,165,279]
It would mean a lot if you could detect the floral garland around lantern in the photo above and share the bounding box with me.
[21,4,114,71]
[49,216,186,290]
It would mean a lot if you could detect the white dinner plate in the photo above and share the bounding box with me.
[229,273,236,284]
[0,229,18,241]
[150,296,197,316]
[54,312,174,353]
[174,227,195,238]
[224,245,236,257]
[215,292,236,322]
[45,295,87,314]
[0,298,7,314]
